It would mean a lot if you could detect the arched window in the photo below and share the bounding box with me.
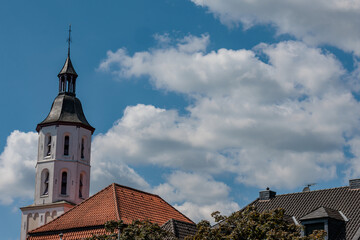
[41,169,49,196]
[64,136,69,156]
[60,77,66,92]
[43,172,49,195]
[61,172,67,195]
[81,137,85,159]
[46,135,51,156]
[79,174,84,198]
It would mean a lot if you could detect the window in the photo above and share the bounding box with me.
[305,222,324,236]
[81,137,85,159]
[60,77,66,92]
[61,172,67,195]
[64,136,69,156]
[43,172,49,195]
[41,169,49,196]
[46,135,51,156]
[79,174,84,198]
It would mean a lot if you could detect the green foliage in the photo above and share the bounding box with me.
[87,219,176,240]
[185,206,326,240]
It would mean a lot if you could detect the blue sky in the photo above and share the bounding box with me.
[1,0,360,239]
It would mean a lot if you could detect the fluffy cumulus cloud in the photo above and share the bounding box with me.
[153,171,239,222]
[345,137,360,179]
[191,0,360,55]
[3,32,360,223]
[98,34,360,192]
[0,130,37,204]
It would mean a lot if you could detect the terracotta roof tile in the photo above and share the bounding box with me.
[115,185,193,225]
[31,184,118,233]
[29,183,194,239]
[28,228,107,240]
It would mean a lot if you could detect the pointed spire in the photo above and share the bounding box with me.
[58,25,78,95]
[67,24,71,57]
[59,25,77,77]
[58,57,77,76]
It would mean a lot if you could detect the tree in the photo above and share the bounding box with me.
[86,219,176,240]
[185,206,326,240]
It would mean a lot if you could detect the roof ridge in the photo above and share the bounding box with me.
[155,195,195,224]
[30,183,114,233]
[113,183,160,198]
[273,185,349,197]
[112,183,121,220]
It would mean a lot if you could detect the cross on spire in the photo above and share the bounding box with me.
[67,24,72,57]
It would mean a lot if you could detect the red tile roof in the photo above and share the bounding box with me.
[28,228,107,240]
[29,183,193,238]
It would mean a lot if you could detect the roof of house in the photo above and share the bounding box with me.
[299,206,344,221]
[162,219,198,239]
[28,183,194,239]
[252,186,360,240]
[28,228,107,240]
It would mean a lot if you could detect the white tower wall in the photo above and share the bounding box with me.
[34,125,92,205]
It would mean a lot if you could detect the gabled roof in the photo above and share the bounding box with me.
[300,206,344,221]
[252,186,360,240]
[29,183,194,236]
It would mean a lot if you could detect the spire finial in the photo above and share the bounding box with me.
[67,24,72,57]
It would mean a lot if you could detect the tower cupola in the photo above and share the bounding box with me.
[58,25,78,95]
[36,25,94,133]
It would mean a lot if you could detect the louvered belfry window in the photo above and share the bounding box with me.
[81,138,85,159]
[79,174,83,198]
[46,135,51,156]
[43,172,49,195]
[64,136,69,156]
[61,172,67,195]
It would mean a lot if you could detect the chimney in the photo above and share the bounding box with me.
[259,187,276,200]
[349,179,360,189]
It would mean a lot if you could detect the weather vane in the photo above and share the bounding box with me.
[67,24,72,57]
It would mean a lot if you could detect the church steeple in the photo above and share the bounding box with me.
[36,25,94,133]
[58,25,78,95]
[21,26,94,240]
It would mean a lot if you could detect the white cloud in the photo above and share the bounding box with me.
[153,171,239,222]
[191,0,360,55]
[90,159,150,195]
[344,137,360,179]
[0,131,37,204]
[98,34,360,190]
[175,201,240,224]
[3,32,360,226]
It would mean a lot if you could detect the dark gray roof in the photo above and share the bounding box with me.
[58,56,77,76]
[36,93,94,133]
[252,186,360,240]
[300,206,344,221]
[162,219,197,240]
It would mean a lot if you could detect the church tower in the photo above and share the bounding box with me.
[20,26,95,240]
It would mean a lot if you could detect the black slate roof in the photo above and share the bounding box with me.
[300,206,344,221]
[58,56,77,76]
[162,219,197,240]
[252,186,360,240]
[36,93,94,133]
